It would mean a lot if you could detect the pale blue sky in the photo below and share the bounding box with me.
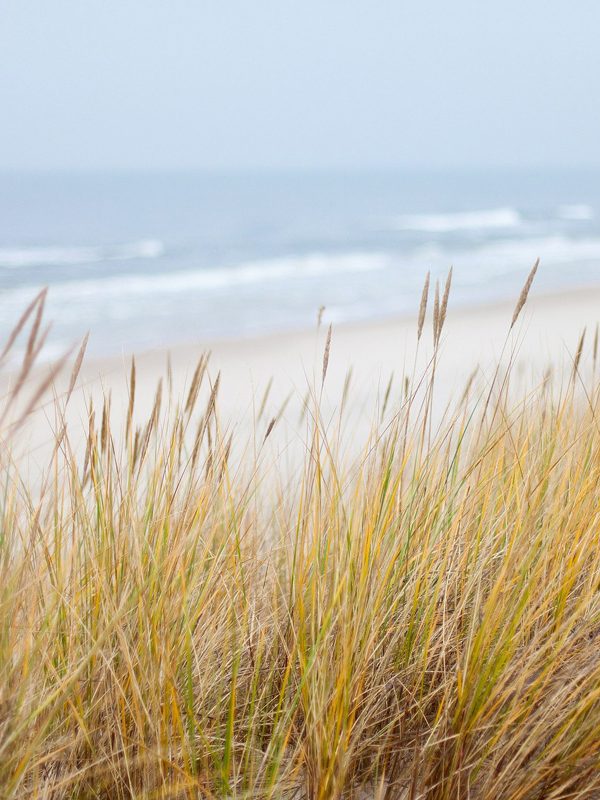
[1,1,599,170]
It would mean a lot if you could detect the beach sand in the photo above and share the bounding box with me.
[10,283,600,473]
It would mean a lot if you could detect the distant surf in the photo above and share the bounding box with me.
[1,251,390,308]
[3,236,600,317]
[0,239,164,269]
[393,207,521,233]
[556,204,595,221]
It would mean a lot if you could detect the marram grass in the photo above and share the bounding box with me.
[1,276,600,799]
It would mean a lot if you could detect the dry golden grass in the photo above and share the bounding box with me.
[0,271,599,799]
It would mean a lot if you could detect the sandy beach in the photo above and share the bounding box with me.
[11,282,599,474]
[69,282,600,407]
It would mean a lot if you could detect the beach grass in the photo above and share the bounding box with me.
[1,272,599,799]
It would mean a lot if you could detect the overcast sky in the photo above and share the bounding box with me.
[1,1,599,171]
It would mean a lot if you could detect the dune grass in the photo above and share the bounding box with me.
[1,272,600,799]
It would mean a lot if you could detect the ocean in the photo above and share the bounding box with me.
[1,169,599,361]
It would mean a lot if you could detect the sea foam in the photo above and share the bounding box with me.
[394,207,522,233]
[0,239,164,269]
[557,204,594,221]
[0,251,390,309]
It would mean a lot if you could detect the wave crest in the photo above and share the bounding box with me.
[557,204,594,221]
[0,251,389,308]
[394,207,521,233]
[0,239,164,269]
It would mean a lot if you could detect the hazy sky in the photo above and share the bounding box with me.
[1,1,599,170]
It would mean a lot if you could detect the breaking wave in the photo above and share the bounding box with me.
[0,239,165,269]
[394,207,522,233]
[0,251,390,308]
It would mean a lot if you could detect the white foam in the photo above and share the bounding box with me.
[412,235,600,282]
[471,235,600,268]
[394,207,522,233]
[0,251,390,309]
[557,204,594,221]
[3,238,600,336]
[0,239,165,269]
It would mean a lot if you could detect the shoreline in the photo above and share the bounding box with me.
[11,281,600,471]
[81,281,600,394]
[84,279,600,363]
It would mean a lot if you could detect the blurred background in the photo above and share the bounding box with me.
[1,1,599,360]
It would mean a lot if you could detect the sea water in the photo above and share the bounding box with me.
[1,169,599,360]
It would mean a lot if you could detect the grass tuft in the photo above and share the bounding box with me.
[1,270,599,799]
